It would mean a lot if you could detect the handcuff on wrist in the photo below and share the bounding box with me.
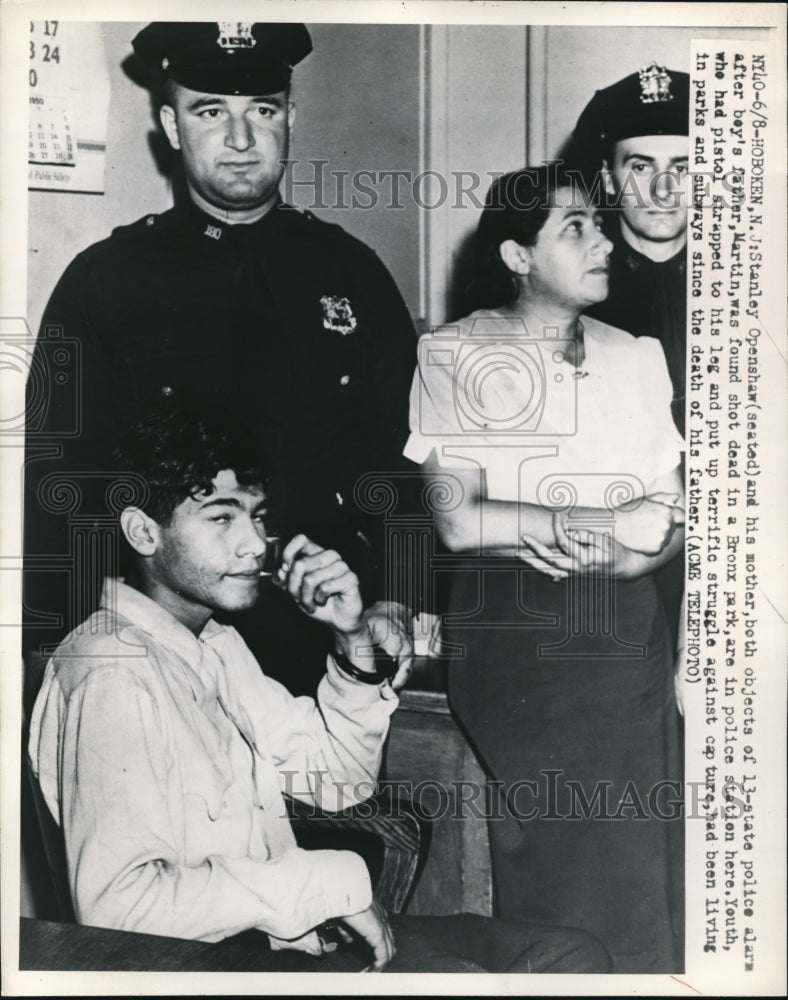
[332,644,398,685]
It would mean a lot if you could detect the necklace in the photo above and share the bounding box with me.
[567,320,589,377]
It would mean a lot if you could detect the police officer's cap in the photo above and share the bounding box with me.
[574,63,689,157]
[132,21,312,95]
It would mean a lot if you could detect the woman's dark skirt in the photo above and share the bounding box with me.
[445,560,684,973]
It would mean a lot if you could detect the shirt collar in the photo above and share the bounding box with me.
[99,578,226,667]
[177,196,291,243]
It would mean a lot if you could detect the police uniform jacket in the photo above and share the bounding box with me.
[588,232,687,433]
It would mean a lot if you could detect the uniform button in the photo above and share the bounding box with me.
[146,215,155,226]
[161,386,173,397]
[335,492,344,506]
[339,375,350,386]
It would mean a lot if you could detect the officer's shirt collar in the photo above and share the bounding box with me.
[612,229,687,275]
[179,197,295,244]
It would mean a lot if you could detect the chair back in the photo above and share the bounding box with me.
[285,787,430,915]
[23,649,76,923]
[26,763,76,923]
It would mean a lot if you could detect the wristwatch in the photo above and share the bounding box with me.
[331,645,398,684]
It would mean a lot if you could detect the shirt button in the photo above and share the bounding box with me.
[161,385,173,397]
[336,492,344,506]
[146,215,155,226]
[339,375,350,386]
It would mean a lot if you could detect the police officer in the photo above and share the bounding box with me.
[24,22,417,695]
[573,62,689,434]
[570,64,689,641]
[571,63,688,969]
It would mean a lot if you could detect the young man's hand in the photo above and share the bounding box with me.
[275,534,367,638]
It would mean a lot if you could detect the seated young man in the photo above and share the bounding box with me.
[28,404,610,973]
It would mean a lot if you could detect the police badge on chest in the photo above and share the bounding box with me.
[320,296,357,335]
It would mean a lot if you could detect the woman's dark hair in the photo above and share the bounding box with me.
[468,163,583,309]
[113,397,267,525]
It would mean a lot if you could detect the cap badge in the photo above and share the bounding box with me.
[321,296,357,336]
[638,62,673,104]
[217,22,257,52]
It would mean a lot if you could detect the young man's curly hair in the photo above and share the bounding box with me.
[113,398,268,525]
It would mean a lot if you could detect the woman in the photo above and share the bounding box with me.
[405,166,685,972]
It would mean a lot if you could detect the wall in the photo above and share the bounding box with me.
[27,22,171,336]
[426,25,528,323]
[288,24,422,319]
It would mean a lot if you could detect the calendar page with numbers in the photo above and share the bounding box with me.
[28,20,111,193]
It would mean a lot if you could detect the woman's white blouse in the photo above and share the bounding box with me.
[405,312,684,510]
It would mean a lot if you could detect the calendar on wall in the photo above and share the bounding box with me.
[28,20,111,193]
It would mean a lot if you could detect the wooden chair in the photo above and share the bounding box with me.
[286,787,429,915]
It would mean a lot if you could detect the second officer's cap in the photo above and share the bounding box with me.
[573,63,689,158]
[132,21,313,95]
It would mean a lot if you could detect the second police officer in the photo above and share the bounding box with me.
[572,63,690,646]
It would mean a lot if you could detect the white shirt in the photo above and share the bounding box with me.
[28,579,398,947]
[405,312,684,508]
